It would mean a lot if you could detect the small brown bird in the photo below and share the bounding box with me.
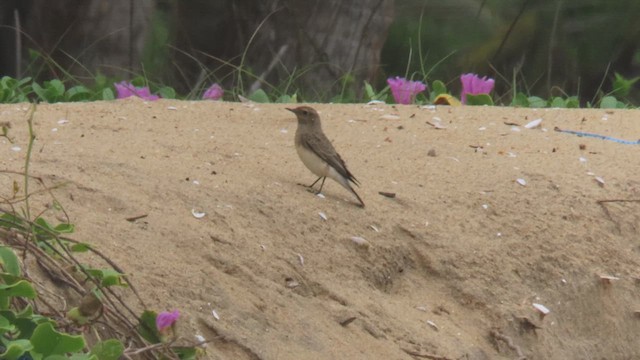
[287,106,364,207]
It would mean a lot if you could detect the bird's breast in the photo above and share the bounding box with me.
[296,144,329,177]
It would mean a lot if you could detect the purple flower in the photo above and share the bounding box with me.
[156,310,180,331]
[460,73,495,104]
[387,77,427,104]
[114,81,160,101]
[203,83,224,100]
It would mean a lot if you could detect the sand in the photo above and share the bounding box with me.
[1,99,640,359]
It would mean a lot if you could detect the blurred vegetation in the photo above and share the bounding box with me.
[0,0,639,105]
[381,0,640,105]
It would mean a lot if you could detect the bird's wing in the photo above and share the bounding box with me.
[301,132,360,186]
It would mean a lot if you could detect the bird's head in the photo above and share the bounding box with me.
[286,106,321,127]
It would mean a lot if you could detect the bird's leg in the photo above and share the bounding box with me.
[299,176,325,194]
[316,177,327,194]
[308,176,322,189]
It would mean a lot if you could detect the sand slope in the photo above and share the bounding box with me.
[1,99,640,359]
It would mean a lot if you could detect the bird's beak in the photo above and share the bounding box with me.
[285,107,295,113]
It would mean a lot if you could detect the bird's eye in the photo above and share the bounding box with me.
[302,110,308,115]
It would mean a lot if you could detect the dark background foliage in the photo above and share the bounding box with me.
[0,0,638,103]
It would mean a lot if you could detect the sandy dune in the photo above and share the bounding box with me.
[1,99,639,359]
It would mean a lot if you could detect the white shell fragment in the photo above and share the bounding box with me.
[367,100,385,105]
[369,225,380,232]
[316,193,326,199]
[524,118,543,129]
[600,274,620,286]
[426,320,439,331]
[532,303,550,316]
[167,106,178,110]
[280,128,288,134]
[10,146,21,152]
[516,178,527,186]
[379,114,400,120]
[318,212,328,221]
[350,236,369,248]
[579,157,587,163]
[600,274,620,281]
[415,306,428,312]
[191,209,206,218]
[211,309,220,320]
[195,334,207,346]
[285,279,300,288]
[57,119,69,125]
[297,253,304,266]
[595,176,605,187]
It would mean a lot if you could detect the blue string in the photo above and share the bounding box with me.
[554,127,640,145]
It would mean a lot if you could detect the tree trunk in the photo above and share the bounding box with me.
[1,0,152,80]
[171,0,395,100]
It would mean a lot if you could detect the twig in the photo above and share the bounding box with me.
[597,199,640,204]
[23,103,37,222]
[401,348,452,360]
[125,214,148,222]
[14,9,21,78]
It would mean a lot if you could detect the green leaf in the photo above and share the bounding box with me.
[66,85,91,102]
[0,313,15,333]
[565,96,580,108]
[48,79,65,96]
[70,243,91,252]
[527,96,547,108]
[363,81,375,100]
[248,89,270,103]
[30,322,85,356]
[0,339,32,360]
[275,94,294,103]
[34,217,56,234]
[0,280,37,298]
[89,339,124,360]
[68,353,98,360]
[101,88,115,101]
[174,346,199,360]
[550,97,566,108]
[611,72,640,98]
[465,93,494,106]
[0,280,36,309]
[83,268,127,287]
[0,213,25,229]
[0,246,21,276]
[13,318,38,339]
[138,310,161,344]
[511,92,529,107]
[600,96,618,109]
[0,308,38,339]
[53,223,75,234]
[32,82,47,101]
[157,86,175,99]
[431,80,447,97]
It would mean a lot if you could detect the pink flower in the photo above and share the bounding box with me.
[203,83,224,100]
[460,73,494,104]
[156,310,180,331]
[387,77,427,104]
[114,81,160,101]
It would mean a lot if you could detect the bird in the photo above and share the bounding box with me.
[286,106,365,207]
